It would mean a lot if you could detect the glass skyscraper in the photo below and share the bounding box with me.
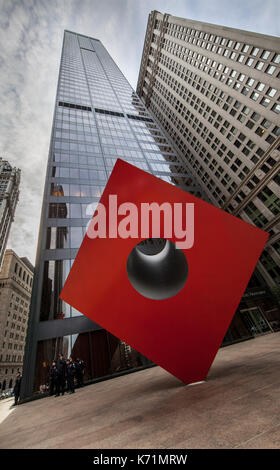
[21,30,203,398]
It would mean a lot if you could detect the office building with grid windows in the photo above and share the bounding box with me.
[21,30,204,398]
[137,11,280,341]
[0,158,21,269]
[0,250,33,393]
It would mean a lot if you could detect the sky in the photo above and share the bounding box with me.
[1,0,279,265]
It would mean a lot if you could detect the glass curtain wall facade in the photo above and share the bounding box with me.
[137,12,280,341]
[21,31,203,398]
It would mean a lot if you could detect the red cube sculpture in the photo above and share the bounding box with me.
[60,159,268,384]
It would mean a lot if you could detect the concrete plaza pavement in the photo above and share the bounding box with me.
[0,397,14,425]
[0,332,279,449]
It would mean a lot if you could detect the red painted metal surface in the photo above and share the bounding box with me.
[60,159,269,384]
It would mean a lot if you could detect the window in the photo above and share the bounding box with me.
[256,82,265,91]
[252,47,260,56]
[241,86,249,96]
[272,126,280,136]
[266,65,276,75]
[267,87,277,97]
[261,50,270,60]
[255,127,265,137]
[242,44,250,53]
[251,112,260,121]
[271,103,280,114]
[247,78,255,86]
[255,61,264,70]
[70,227,83,248]
[242,146,250,156]
[242,106,250,115]
[256,148,264,158]
[246,58,254,66]
[251,155,259,164]
[251,91,259,101]
[234,100,241,109]
[272,53,280,64]
[261,119,271,129]
[266,135,275,144]
[260,97,271,107]
[245,120,254,129]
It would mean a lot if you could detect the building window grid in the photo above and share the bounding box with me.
[153,72,261,174]
[45,32,194,236]
[139,20,280,284]
[157,53,278,146]
[148,67,279,207]
[165,24,280,71]
[155,54,279,154]
[149,97,229,203]
[160,37,279,114]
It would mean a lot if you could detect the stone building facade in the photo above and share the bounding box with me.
[137,11,280,335]
[0,250,33,391]
[0,158,21,268]
[137,11,280,295]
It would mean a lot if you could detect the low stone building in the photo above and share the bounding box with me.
[0,250,33,392]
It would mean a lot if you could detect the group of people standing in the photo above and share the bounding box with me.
[49,354,85,397]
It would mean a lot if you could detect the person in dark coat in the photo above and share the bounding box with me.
[66,359,76,394]
[49,361,59,396]
[13,372,22,406]
[75,358,85,388]
[56,354,66,396]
